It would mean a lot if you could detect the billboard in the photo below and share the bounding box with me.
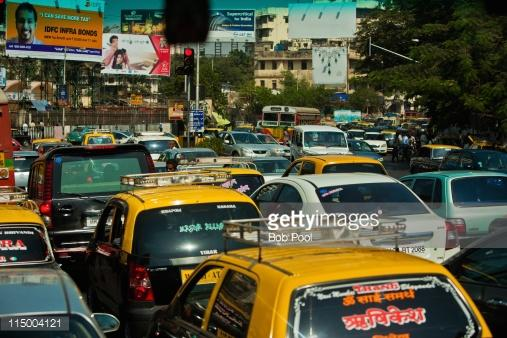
[5,0,104,62]
[312,47,348,85]
[121,9,165,35]
[101,34,170,76]
[207,10,255,42]
[288,2,356,39]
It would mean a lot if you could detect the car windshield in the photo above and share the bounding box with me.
[139,140,177,154]
[233,133,261,144]
[316,182,429,216]
[6,314,101,338]
[180,150,217,160]
[431,148,455,159]
[349,141,373,152]
[216,175,264,195]
[289,275,480,338]
[364,133,384,141]
[0,226,50,264]
[323,163,385,175]
[13,156,37,172]
[87,136,113,144]
[451,176,507,207]
[474,152,507,170]
[132,202,259,263]
[348,130,364,138]
[253,159,290,174]
[55,152,149,195]
[256,134,278,144]
[303,132,347,147]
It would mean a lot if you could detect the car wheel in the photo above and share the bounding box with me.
[232,152,239,157]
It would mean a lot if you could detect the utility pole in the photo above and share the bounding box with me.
[196,42,200,111]
[368,37,419,63]
[186,75,191,147]
[62,46,67,128]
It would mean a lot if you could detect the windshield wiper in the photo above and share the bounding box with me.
[61,192,107,204]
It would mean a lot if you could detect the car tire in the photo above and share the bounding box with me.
[232,152,239,157]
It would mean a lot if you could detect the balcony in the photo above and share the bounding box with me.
[255,50,312,61]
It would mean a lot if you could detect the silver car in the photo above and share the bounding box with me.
[13,151,38,190]
[254,133,291,158]
[218,131,272,157]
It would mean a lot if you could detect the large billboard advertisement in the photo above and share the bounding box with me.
[121,9,165,35]
[207,10,255,42]
[5,0,104,61]
[312,47,348,85]
[288,2,356,39]
[101,33,170,76]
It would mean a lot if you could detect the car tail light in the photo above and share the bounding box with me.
[446,218,466,236]
[445,220,460,249]
[84,145,117,150]
[39,201,52,216]
[128,262,154,302]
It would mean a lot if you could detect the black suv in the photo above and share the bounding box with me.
[27,144,155,276]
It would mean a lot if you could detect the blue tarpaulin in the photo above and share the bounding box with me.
[31,100,48,112]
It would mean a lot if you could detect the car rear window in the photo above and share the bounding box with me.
[13,156,37,172]
[132,202,259,263]
[54,152,149,195]
[289,275,480,338]
[452,176,507,207]
[253,160,290,174]
[323,163,385,175]
[0,226,50,264]
[218,175,264,195]
[140,140,177,154]
[431,148,454,159]
[87,136,113,144]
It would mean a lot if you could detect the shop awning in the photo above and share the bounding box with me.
[212,112,231,126]
[31,100,48,112]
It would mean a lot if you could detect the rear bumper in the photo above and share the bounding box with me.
[126,304,165,338]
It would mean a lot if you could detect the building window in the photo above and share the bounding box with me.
[272,61,277,70]
[288,61,294,70]
[272,80,277,90]
[301,61,308,70]
[260,80,265,87]
[260,61,265,70]
[284,16,288,24]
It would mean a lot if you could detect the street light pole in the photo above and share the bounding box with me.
[62,46,67,128]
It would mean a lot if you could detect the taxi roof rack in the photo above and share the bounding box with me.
[223,218,434,263]
[177,157,257,170]
[120,170,232,189]
[85,129,111,134]
[0,186,28,204]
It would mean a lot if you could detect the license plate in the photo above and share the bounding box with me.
[180,268,221,285]
[85,217,99,228]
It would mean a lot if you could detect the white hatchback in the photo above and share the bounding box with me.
[250,173,458,263]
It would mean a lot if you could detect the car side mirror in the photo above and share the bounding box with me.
[92,313,120,333]
[224,139,230,145]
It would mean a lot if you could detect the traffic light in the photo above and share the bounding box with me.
[176,48,195,76]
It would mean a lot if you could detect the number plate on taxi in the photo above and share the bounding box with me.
[180,268,221,285]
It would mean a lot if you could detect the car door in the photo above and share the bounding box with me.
[447,244,507,336]
[411,178,445,217]
[274,184,304,216]
[223,133,234,155]
[88,200,128,316]
[147,264,226,338]
[440,152,461,170]
[411,147,430,172]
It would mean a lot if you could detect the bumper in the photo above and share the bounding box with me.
[126,304,166,338]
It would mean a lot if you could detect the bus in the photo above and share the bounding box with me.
[258,106,321,140]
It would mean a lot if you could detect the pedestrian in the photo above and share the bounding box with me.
[392,133,400,162]
[22,122,29,135]
[168,140,177,149]
[283,127,290,146]
[166,159,178,172]
[38,120,45,138]
[420,133,428,146]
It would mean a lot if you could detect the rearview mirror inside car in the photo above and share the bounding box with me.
[164,0,210,43]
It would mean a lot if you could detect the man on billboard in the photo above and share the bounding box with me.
[8,2,43,44]
[103,35,130,69]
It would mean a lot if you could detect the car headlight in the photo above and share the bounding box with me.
[274,148,285,154]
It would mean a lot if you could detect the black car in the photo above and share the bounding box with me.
[445,228,507,336]
[27,144,155,280]
[440,149,507,173]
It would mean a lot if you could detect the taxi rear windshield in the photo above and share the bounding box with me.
[54,152,149,195]
[133,202,259,261]
[289,275,479,338]
[216,175,264,195]
[323,163,385,175]
[0,226,50,264]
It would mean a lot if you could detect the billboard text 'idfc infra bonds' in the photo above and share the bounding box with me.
[6,0,104,62]
[101,34,170,76]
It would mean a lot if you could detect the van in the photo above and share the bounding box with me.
[290,125,349,160]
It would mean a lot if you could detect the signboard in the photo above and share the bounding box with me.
[101,33,170,76]
[207,10,255,42]
[312,47,348,85]
[57,84,68,106]
[288,2,356,39]
[168,100,185,120]
[190,110,204,133]
[334,110,362,123]
[0,68,6,88]
[130,94,143,106]
[6,0,104,62]
[121,9,165,35]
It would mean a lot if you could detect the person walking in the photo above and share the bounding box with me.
[392,133,400,162]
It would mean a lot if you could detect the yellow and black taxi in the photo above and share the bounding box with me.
[85,171,261,337]
[146,221,493,338]
[410,144,461,173]
[81,129,116,145]
[283,154,388,176]
[31,137,64,151]
[0,187,55,267]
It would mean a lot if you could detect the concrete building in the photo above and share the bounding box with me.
[254,50,313,90]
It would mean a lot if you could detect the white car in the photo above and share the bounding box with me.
[363,132,388,154]
[347,128,365,140]
[131,132,180,161]
[250,173,457,263]
[290,125,349,160]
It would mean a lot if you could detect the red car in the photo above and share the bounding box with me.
[11,138,22,151]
